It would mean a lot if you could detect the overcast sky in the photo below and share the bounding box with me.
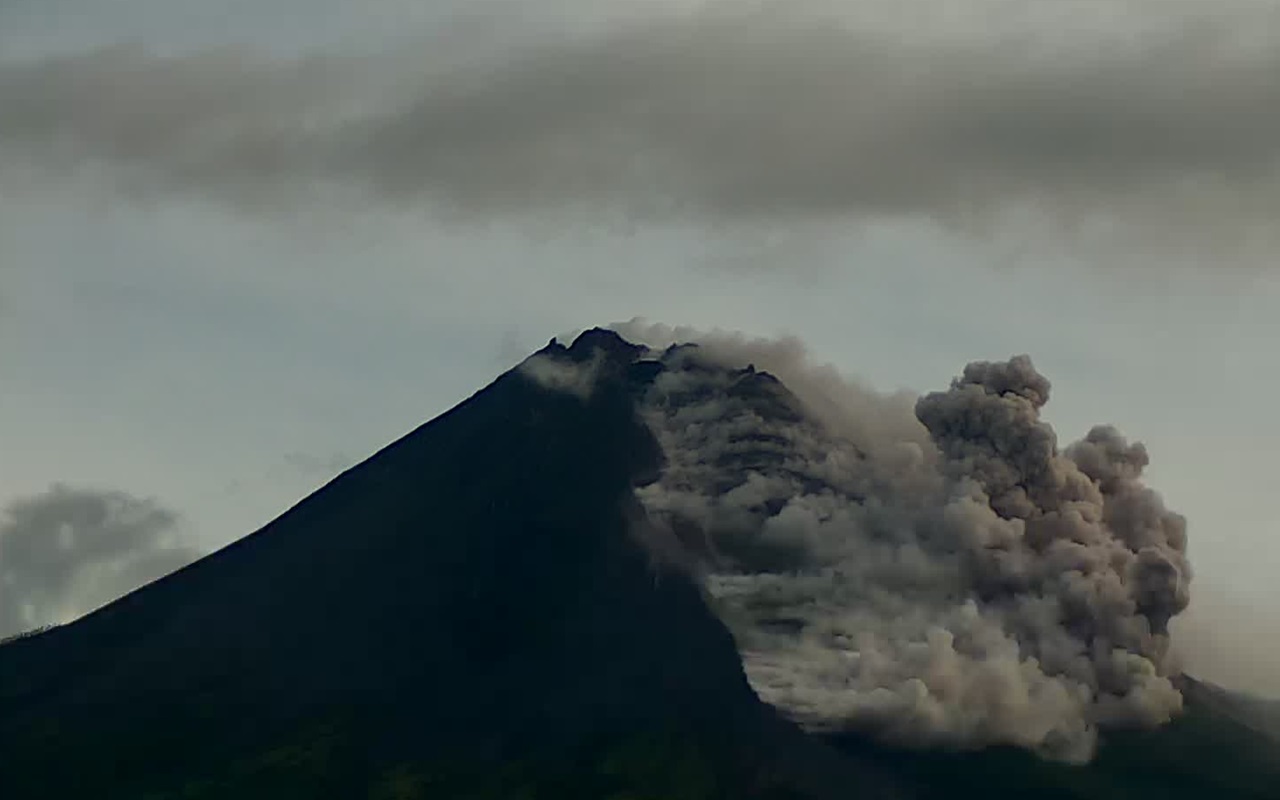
[1,0,1278,693]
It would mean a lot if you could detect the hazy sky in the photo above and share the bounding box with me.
[1,0,1278,692]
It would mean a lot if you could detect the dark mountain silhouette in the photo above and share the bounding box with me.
[1177,678,1280,743]
[0,329,1277,799]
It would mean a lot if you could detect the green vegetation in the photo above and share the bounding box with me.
[89,721,755,800]
[29,701,1273,800]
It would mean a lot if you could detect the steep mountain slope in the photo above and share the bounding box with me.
[0,330,900,799]
[0,328,1277,799]
[1179,677,1280,743]
[825,680,1280,799]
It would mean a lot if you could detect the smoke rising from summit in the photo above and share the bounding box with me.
[598,322,1193,762]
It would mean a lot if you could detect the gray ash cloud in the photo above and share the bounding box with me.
[529,323,1195,762]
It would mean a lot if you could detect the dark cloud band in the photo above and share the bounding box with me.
[2,7,1278,255]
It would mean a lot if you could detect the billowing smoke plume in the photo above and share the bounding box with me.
[597,322,1192,762]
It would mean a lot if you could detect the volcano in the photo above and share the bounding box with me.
[0,328,1276,799]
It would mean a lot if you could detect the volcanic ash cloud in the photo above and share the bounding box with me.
[620,333,1191,763]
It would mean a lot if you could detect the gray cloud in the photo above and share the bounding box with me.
[601,322,1193,762]
[0,45,381,208]
[1,5,1278,253]
[0,484,201,638]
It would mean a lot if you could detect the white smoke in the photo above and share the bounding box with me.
[517,350,605,401]
[607,321,1191,763]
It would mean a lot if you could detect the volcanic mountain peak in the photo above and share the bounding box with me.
[0,327,870,798]
[1,326,1277,799]
[525,329,1198,762]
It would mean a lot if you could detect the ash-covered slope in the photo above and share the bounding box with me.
[0,329,896,799]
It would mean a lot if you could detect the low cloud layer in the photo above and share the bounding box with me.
[2,3,1279,253]
[603,322,1193,762]
[0,485,201,638]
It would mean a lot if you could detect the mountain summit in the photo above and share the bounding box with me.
[0,328,1276,799]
